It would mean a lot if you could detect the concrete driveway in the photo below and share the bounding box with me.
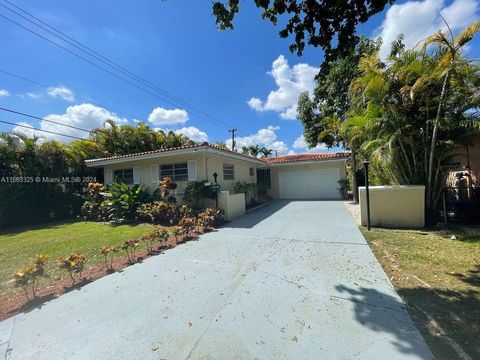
[0,201,431,359]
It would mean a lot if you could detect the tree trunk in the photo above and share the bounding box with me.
[426,72,449,213]
[351,147,358,203]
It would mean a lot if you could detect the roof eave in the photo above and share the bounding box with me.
[267,157,349,167]
[85,146,266,167]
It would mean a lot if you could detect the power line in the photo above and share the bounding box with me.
[0,119,89,140]
[0,68,144,120]
[2,0,230,127]
[0,106,92,133]
[0,1,234,130]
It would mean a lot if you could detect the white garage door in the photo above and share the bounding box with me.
[278,168,340,199]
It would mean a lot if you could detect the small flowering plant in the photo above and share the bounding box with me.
[121,239,140,263]
[156,228,170,249]
[12,254,50,301]
[100,245,119,271]
[57,253,86,284]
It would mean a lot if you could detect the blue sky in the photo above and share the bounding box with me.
[0,0,479,154]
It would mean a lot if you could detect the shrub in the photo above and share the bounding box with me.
[57,253,86,284]
[171,226,183,243]
[174,205,192,223]
[121,239,140,263]
[103,181,152,222]
[100,245,119,271]
[183,181,217,209]
[136,201,176,225]
[11,254,49,301]
[159,177,178,204]
[234,182,257,204]
[81,182,108,221]
[200,208,224,227]
[179,216,196,238]
[156,228,170,249]
[141,231,158,254]
[337,179,350,199]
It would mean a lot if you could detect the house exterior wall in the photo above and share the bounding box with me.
[201,154,257,193]
[359,185,425,228]
[269,160,347,199]
[449,132,480,185]
[102,153,259,198]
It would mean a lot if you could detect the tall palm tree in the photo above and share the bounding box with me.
[259,147,273,157]
[420,20,480,209]
[241,146,250,155]
[248,145,261,158]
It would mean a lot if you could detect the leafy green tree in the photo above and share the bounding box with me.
[212,0,392,60]
[90,121,192,155]
[297,37,380,201]
[419,21,480,210]
[341,23,480,220]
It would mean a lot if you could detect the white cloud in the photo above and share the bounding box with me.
[38,103,127,142]
[0,89,10,97]
[47,86,75,102]
[292,135,330,153]
[226,125,289,154]
[247,55,319,120]
[22,92,42,100]
[377,0,480,60]
[147,107,189,126]
[12,121,39,139]
[175,126,208,143]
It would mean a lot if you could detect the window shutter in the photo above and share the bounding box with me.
[187,160,197,181]
[105,169,113,185]
[133,167,140,185]
[151,164,159,184]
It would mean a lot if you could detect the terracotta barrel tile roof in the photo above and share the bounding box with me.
[85,142,263,164]
[263,152,350,164]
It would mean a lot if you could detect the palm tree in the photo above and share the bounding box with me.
[215,141,228,150]
[420,20,480,210]
[248,145,261,157]
[259,147,273,157]
[241,146,250,155]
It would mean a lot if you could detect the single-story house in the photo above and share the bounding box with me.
[85,142,350,200]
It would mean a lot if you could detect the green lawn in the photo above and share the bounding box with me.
[0,221,154,297]
[362,226,480,360]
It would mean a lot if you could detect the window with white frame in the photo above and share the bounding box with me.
[113,168,134,184]
[160,162,188,181]
[249,167,254,176]
[223,163,235,180]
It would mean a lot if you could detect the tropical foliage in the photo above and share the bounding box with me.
[57,253,87,284]
[241,145,274,158]
[297,22,480,220]
[102,181,154,222]
[0,122,192,228]
[11,254,49,301]
[182,181,217,209]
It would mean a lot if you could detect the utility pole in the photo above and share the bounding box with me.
[228,128,237,151]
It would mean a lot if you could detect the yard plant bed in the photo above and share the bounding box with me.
[362,226,480,359]
[0,233,187,321]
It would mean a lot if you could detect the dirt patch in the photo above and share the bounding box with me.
[0,231,210,322]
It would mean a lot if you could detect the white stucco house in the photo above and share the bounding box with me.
[85,142,349,201]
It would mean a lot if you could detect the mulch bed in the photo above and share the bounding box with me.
[0,231,209,322]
